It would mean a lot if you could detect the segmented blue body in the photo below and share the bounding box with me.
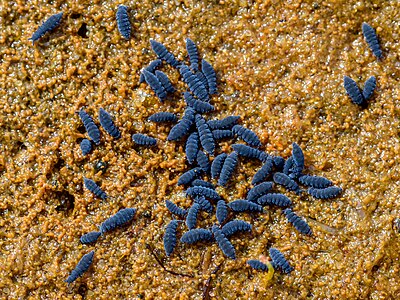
[247,260,268,271]
[283,208,312,235]
[165,200,187,217]
[177,167,203,186]
[196,150,210,173]
[184,91,214,113]
[212,225,235,259]
[116,5,131,39]
[231,144,268,162]
[179,64,209,102]
[186,38,199,72]
[246,182,274,202]
[362,22,382,59]
[164,220,179,256]
[30,12,63,44]
[84,178,107,200]
[221,220,252,237]
[99,108,121,139]
[269,248,294,274]
[194,196,213,213]
[80,231,101,244]
[272,155,285,170]
[207,116,240,130]
[148,112,177,123]
[79,109,101,145]
[251,157,274,185]
[232,125,261,147]
[228,200,263,213]
[291,142,304,178]
[212,129,233,140]
[139,59,162,84]
[150,39,181,68]
[195,114,215,155]
[186,203,200,230]
[201,59,217,95]
[344,76,364,105]
[216,200,228,224]
[308,186,342,199]
[167,108,196,141]
[191,179,215,190]
[218,151,238,186]
[273,172,301,195]
[65,250,95,284]
[186,186,221,201]
[362,76,376,100]
[211,153,227,179]
[283,156,294,175]
[196,71,209,92]
[185,132,199,164]
[80,139,92,156]
[298,175,332,188]
[155,70,176,93]
[132,133,157,146]
[257,193,292,207]
[142,69,167,101]
[180,228,213,244]
[99,208,136,234]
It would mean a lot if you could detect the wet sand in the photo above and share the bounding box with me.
[0,0,400,299]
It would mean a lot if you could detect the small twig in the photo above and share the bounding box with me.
[145,243,193,278]
[202,262,223,300]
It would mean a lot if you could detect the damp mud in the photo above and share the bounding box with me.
[0,0,400,299]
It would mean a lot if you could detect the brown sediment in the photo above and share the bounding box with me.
[1,0,400,299]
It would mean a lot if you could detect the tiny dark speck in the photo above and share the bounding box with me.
[142,210,152,218]
[70,13,81,19]
[55,191,75,212]
[94,160,108,173]
[77,23,88,38]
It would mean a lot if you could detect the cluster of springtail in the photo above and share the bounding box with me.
[65,208,136,284]
[343,22,381,106]
[69,100,141,284]
[30,8,345,286]
[136,38,343,275]
[29,5,133,44]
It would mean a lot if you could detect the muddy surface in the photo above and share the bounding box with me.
[0,0,400,299]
